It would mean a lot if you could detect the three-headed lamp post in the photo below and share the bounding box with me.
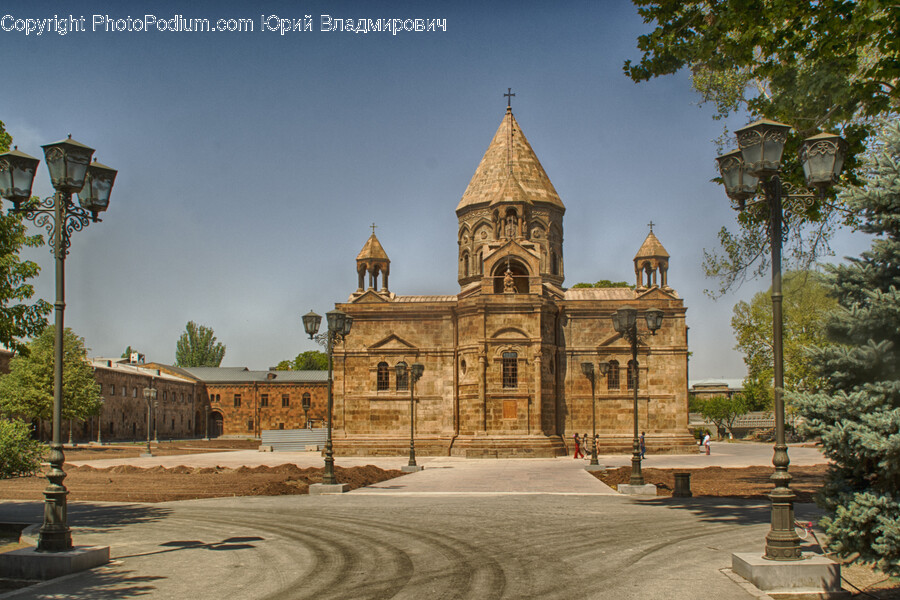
[716,119,845,561]
[303,308,352,485]
[0,137,116,552]
[580,361,609,467]
[396,361,425,471]
[142,387,157,456]
[611,306,663,486]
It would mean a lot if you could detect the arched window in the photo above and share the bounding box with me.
[607,360,620,390]
[478,251,484,274]
[550,251,558,275]
[396,361,408,391]
[502,352,518,389]
[627,360,639,390]
[462,252,469,277]
[376,362,390,391]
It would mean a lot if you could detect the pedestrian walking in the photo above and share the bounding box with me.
[573,432,584,459]
[702,432,711,455]
[640,431,646,459]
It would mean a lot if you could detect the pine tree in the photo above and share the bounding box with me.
[793,121,900,576]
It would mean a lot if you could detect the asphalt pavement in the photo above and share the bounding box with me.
[0,442,828,600]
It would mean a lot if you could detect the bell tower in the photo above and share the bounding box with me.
[455,103,565,291]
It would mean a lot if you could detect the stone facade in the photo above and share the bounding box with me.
[331,106,695,457]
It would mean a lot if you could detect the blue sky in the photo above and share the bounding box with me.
[1,0,870,378]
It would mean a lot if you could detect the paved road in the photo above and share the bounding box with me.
[1,493,826,600]
[0,443,827,599]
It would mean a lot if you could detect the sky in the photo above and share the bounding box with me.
[1,0,871,380]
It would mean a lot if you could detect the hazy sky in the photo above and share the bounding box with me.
[2,0,870,379]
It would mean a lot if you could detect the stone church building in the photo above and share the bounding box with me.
[332,105,694,457]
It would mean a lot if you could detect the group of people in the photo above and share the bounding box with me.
[572,431,649,458]
[572,431,712,458]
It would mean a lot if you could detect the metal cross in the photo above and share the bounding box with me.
[504,88,515,108]
[647,221,655,232]
[370,222,377,235]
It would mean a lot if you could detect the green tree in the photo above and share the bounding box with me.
[624,1,898,294]
[273,350,328,371]
[731,270,839,411]
[0,120,51,353]
[0,326,102,422]
[691,394,749,439]
[793,121,900,576]
[175,321,225,367]
[0,419,42,478]
[571,280,634,289]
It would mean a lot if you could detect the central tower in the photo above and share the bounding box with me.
[455,105,565,292]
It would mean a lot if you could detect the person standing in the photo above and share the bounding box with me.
[573,432,584,459]
[640,431,646,459]
[702,432,711,455]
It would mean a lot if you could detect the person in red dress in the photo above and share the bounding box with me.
[573,433,584,459]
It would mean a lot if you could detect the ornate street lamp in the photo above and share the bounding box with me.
[142,387,157,456]
[716,119,845,561]
[612,306,663,486]
[304,308,353,487]
[580,361,609,467]
[0,136,116,552]
[397,362,425,471]
[302,392,311,427]
[204,405,211,441]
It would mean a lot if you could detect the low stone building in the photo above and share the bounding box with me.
[142,364,329,438]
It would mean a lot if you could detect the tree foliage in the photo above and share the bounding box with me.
[274,350,328,371]
[624,1,898,294]
[0,419,42,478]
[793,121,900,575]
[731,270,839,410]
[0,120,51,353]
[175,321,225,367]
[0,326,102,421]
[571,280,634,289]
[691,394,748,439]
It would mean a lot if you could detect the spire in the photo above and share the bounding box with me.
[456,109,564,212]
[634,231,669,261]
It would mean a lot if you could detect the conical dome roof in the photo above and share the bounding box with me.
[456,108,564,212]
[356,233,389,262]
[634,231,669,260]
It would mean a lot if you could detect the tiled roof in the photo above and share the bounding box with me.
[90,359,196,384]
[634,231,669,259]
[564,288,636,301]
[457,108,564,211]
[181,367,328,383]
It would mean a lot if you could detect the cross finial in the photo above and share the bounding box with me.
[370,222,377,235]
[648,220,655,233]
[504,87,515,109]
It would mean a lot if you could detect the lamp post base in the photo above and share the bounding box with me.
[308,483,350,495]
[732,553,849,599]
[401,465,424,472]
[584,464,605,472]
[617,483,657,496]
[0,545,109,580]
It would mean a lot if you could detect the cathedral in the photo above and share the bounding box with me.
[331,104,694,457]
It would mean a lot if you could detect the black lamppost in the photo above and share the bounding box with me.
[203,405,210,440]
[302,393,311,428]
[0,138,116,552]
[303,309,353,486]
[142,387,157,457]
[397,362,425,471]
[716,119,845,562]
[580,361,609,467]
[611,306,664,486]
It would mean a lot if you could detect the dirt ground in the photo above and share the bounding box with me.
[58,438,260,462]
[0,463,404,502]
[594,464,829,502]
